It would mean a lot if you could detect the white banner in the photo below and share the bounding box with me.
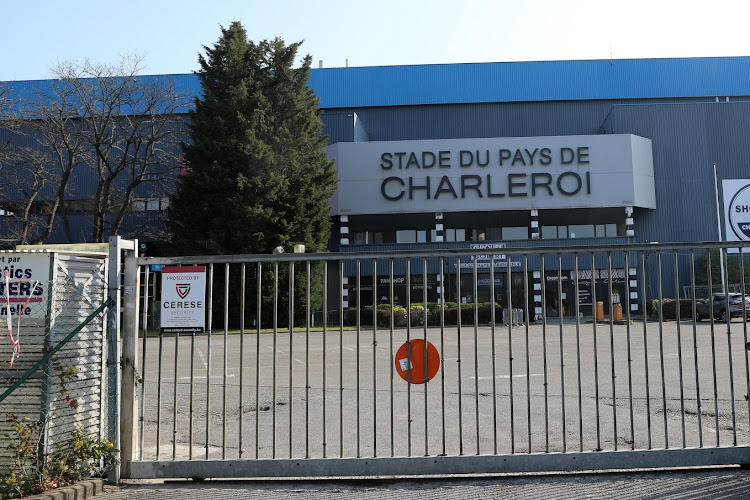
[0,253,50,318]
[160,266,206,333]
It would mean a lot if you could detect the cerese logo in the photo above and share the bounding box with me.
[729,184,750,241]
[176,284,190,299]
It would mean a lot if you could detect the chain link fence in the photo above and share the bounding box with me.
[0,252,110,479]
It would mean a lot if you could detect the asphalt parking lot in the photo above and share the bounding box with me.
[106,468,750,499]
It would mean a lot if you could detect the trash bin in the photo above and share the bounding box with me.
[596,301,604,321]
[613,304,623,321]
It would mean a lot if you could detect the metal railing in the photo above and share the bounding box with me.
[121,242,750,478]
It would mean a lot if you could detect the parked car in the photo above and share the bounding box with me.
[695,293,750,322]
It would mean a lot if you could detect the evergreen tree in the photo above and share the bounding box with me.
[168,23,336,326]
[169,22,335,256]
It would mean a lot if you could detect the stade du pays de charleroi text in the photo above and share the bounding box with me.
[378,146,592,202]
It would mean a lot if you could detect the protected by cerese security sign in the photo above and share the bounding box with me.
[160,266,206,333]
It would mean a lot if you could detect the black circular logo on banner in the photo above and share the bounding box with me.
[729,184,750,241]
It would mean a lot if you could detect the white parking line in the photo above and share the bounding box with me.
[162,374,235,381]
[196,348,208,370]
[471,374,545,380]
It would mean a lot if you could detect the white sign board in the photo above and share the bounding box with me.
[723,179,750,249]
[327,134,655,215]
[0,253,50,318]
[160,266,206,333]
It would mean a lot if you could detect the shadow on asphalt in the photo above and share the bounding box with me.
[113,467,750,499]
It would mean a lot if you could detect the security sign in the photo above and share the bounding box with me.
[160,266,206,333]
[723,179,750,244]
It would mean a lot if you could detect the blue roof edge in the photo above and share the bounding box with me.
[3,56,750,110]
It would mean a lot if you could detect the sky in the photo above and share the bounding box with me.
[2,0,750,81]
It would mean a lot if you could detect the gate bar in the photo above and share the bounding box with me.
[439,258,447,457]
[623,251,635,451]
[722,249,738,446]
[707,250,720,446]
[574,253,583,452]
[507,255,515,454]
[541,254,549,453]
[372,259,378,458]
[423,258,429,457]
[272,262,278,459]
[456,256,463,456]
[205,264,214,459]
[255,263,262,459]
[489,257,497,455]
[656,251,668,449]
[590,253,601,451]
[290,261,296,459]
[128,447,750,479]
[406,258,412,457]
[223,263,229,459]
[741,247,750,435]
[607,252,616,451]
[558,253,567,453]
[674,251,686,449]
[239,263,246,459]
[322,263,328,459]
[472,257,479,455]
[523,255,531,454]
[689,250,703,447]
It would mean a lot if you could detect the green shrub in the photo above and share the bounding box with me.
[344,302,504,327]
[1,417,118,500]
[649,298,694,320]
[1,364,119,500]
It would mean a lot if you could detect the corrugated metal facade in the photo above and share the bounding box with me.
[601,101,750,243]
[327,98,750,247]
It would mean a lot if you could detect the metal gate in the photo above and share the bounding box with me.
[120,242,750,478]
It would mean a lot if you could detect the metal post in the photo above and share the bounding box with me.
[120,255,140,478]
[107,236,122,482]
[713,164,727,293]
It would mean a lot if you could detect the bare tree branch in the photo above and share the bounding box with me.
[33,55,190,243]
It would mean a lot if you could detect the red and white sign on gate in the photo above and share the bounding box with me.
[395,339,440,384]
[160,266,206,334]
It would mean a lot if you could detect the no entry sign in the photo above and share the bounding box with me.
[395,339,440,384]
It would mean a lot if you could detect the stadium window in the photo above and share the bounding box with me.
[502,227,529,240]
[486,227,502,240]
[354,231,384,244]
[353,232,368,244]
[569,225,595,238]
[396,230,417,243]
[541,226,557,239]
